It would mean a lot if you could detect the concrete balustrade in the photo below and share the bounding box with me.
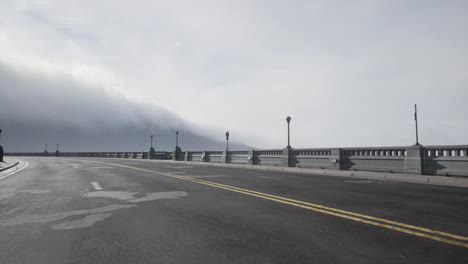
[5,144,468,176]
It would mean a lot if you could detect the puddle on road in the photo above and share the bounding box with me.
[0,188,50,198]
[51,213,112,230]
[83,191,188,203]
[127,191,187,203]
[19,189,51,194]
[84,191,137,201]
[0,190,188,230]
[0,204,136,227]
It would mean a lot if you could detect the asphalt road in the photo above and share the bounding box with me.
[0,157,467,264]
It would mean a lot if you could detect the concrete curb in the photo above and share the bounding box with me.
[0,161,19,172]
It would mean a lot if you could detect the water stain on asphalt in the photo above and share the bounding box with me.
[0,204,136,227]
[19,189,51,194]
[50,213,112,230]
[0,190,188,230]
[83,191,188,202]
[0,188,50,198]
[127,191,187,203]
[84,191,137,201]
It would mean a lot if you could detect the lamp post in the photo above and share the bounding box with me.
[149,134,155,159]
[286,116,291,149]
[0,129,3,162]
[225,131,230,151]
[173,131,181,161]
[414,104,420,146]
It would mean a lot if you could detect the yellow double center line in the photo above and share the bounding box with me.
[82,160,468,248]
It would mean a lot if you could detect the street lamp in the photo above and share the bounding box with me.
[176,131,179,148]
[225,131,230,151]
[149,134,155,159]
[56,144,60,157]
[414,104,421,146]
[0,129,3,162]
[286,116,291,149]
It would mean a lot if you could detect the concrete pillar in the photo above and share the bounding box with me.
[149,147,156,159]
[221,150,228,163]
[247,150,256,165]
[202,151,207,162]
[172,147,181,161]
[282,148,292,167]
[329,148,342,170]
[404,146,423,174]
[185,151,190,161]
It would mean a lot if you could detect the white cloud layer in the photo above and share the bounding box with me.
[1,0,467,148]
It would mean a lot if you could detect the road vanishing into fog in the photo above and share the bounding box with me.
[0,157,467,264]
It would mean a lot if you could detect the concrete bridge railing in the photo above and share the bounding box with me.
[5,144,468,176]
[179,145,468,176]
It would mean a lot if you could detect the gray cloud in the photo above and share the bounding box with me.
[1,0,467,149]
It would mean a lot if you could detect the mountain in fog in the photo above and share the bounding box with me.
[0,61,250,152]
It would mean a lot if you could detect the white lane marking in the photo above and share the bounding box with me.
[0,160,29,180]
[90,166,114,169]
[91,182,103,191]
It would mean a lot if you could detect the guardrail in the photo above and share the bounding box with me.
[5,144,468,176]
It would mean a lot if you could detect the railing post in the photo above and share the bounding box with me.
[222,150,228,163]
[247,150,256,165]
[282,148,292,167]
[330,148,342,170]
[404,145,423,174]
[173,147,181,161]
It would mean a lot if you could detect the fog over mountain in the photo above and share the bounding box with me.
[0,61,250,152]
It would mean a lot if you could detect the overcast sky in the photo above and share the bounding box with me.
[1,0,467,148]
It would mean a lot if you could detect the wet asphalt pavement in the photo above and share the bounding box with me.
[0,157,467,264]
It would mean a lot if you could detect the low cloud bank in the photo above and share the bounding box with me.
[0,61,249,152]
